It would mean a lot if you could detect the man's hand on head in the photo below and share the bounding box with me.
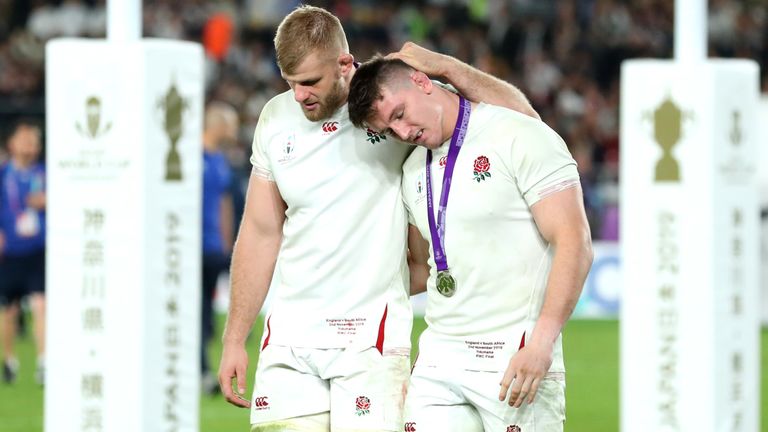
[386,42,452,79]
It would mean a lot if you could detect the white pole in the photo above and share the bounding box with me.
[674,0,707,62]
[108,0,141,42]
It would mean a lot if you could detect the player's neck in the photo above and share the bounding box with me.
[439,90,461,143]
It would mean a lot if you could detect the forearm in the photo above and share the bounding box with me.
[442,58,540,120]
[529,236,593,346]
[222,226,281,346]
[406,223,431,296]
[408,261,429,295]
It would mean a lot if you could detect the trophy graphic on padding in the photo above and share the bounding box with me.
[158,79,188,182]
[76,96,111,139]
[729,110,741,147]
[645,95,690,183]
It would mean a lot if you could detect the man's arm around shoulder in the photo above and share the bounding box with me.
[389,42,540,119]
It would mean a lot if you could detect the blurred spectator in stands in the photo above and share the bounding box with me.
[200,102,237,395]
[0,0,765,242]
[0,120,46,385]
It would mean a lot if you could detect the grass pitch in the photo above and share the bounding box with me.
[1,316,766,431]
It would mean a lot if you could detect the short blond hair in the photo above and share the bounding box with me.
[274,5,349,74]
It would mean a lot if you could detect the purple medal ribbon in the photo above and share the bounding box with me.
[425,96,471,291]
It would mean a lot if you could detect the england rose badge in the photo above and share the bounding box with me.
[473,155,491,182]
[355,396,371,416]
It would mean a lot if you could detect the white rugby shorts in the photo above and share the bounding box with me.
[403,364,565,432]
[250,345,410,431]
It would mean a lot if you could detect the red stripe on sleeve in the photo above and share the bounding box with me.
[261,316,272,351]
[375,305,388,354]
[518,331,526,350]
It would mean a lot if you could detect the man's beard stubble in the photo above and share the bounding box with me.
[301,79,346,122]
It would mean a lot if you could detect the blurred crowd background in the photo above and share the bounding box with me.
[0,0,766,240]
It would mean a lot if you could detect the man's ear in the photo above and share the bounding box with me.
[338,53,355,75]
[410,70,433,94]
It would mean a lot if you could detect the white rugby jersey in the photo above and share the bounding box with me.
[402,103,580,372]
[251,90,413,354]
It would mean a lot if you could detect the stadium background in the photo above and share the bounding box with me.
[0,0,766,431]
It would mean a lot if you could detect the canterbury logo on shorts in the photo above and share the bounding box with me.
[404,422,416,432]
[254,396,270,409]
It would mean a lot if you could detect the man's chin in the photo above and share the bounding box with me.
[300,105,330,122]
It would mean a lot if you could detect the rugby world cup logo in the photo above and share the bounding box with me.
[76,96,112,139]
[158,78,189,182]
[278,133,296,164]
[415,172,427,204]
[729,110,742,147]
[643,95,692,183]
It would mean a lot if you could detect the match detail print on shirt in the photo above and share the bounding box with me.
[326,317,367,336]
[464,340,506,359]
